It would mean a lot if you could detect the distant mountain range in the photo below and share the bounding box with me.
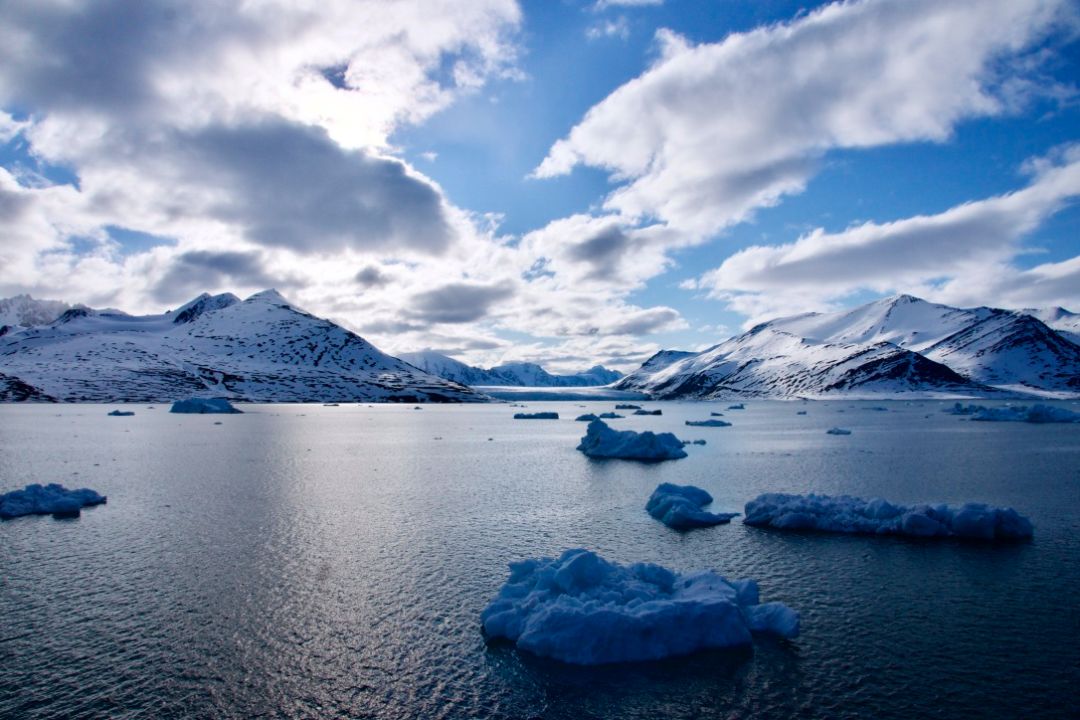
[2,291,1076,402]
[615,295,1080,399]
[0,290,482,403]
[399,350,622,387]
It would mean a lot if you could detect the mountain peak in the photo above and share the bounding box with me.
[246,289,289,305]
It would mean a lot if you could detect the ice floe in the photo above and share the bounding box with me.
[170,397,243,414]
[598,412,623,419]
[481,548,799,664]
[513,412,559,420]
[646,484,739,530]
[0,483,107,519]
[826,427,852,435]
[575,413,600,422]
[107,409,134,416]
[576,420,686,461]
[743,493,1033,540]
[727,403,745,410]
[970,404,1080,423]
[633,409,662,416]
[685,419,732,427]
[615,404,641,410]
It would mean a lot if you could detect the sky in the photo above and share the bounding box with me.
[0,0,1078,373]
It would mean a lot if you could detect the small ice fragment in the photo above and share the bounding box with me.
[514,412,559,420]
[685,419,732,427]
[826,427,851,435]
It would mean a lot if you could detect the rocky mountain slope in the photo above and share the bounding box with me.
[0,290,483,403]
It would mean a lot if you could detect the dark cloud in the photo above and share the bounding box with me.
[153,249,278,303]
[175,120,454,254]
[567,225,633,280]
[355,265,391,287]
[607,307,682,335]
[409,282,515,324]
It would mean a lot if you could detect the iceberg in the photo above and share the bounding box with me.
[107,409,135,416]
[727,403,745,410]
[743,493,1033,540]
[0,483,107,520]
[576,420,687,461]
[575,413,600,422]
[481,548,799,665]
[170,397,243,414]
[971,404,1080,423]
[710,412,725,417]
[646,483,739,530]
[598,412,624,419]
[513,412,559,420]
[826,427,852,435]
[682,439,707,446]
[633,409,662,416]
[685,419,732,427]
[615,404,642,410]
[796,410,808,415]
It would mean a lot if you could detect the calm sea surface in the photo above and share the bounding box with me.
[1,401,1079,719]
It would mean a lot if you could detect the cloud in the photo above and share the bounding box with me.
[408,281,516,324]
[355,265,392,287]
[536,0,1077,237]
[152,249,280,303]
[586,17,631,41]
[594,0,663,9]
[695,146,1080,322]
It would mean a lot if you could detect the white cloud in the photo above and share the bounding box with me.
[586,17,631,41]
[536,0,1077,238]
[694,145,1080,323]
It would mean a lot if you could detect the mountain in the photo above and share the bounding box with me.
[399,350,622,387]
[616,295,1079,399]
[0,290,484,403]
[1022,307,1080,345]
[0,294,74,331]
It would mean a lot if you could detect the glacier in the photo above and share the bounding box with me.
[743,493,1033,540]
[646,484,739,530]
[480,548,799,665]
[576,420,687,461]
[170,397,243,414]
[1,483,107,519]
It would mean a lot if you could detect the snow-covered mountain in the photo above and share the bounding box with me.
[616,295,1079,399]
[0,294,74,332]
[0,290,484,403]
[1023,307,1080,345]
[399,350,622,387]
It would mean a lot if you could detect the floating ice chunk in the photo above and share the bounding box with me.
[514,412,559,420]
[685,419,732,427]
[107,410,135,416]
[633,409,662,416]
[577,420,686,461]
[971,404,1080,423]
[615,404,641,410]
[575,413,600,422]
[481,548,799,665]
[646,483,739,530]
[710,412,725,417]
[598,412,623,419]
[727,403,745,410]
[796,410,808,415]
[682,439,707,446]
[826,427,852,435]
[945,402,982,415]
[170,397,243,414]
[0,483,107,520]
[743,493,1033,541]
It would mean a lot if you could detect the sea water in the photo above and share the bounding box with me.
[1,400,1078,719]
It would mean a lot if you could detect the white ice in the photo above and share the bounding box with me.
[743,493,1033,540]
[481,548,799,665]
[169,397,243,414]
[646,483,739,530]
[576,420,687,461]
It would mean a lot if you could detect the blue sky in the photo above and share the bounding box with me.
[0,0,1078,371]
